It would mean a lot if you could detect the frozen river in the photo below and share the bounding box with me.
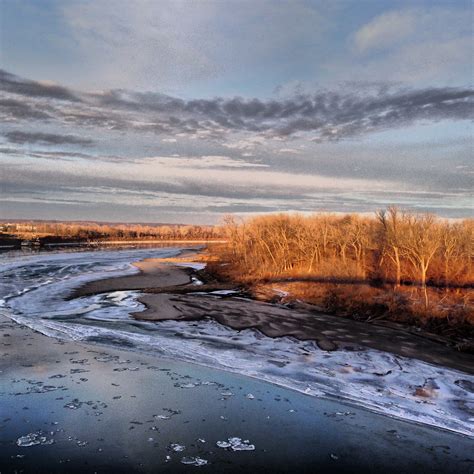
[1,247,473,438]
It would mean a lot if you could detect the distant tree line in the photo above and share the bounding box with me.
[220,208,473,290]
[2,221,224,242]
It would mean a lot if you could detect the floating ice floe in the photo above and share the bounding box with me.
[176,382,199,388]
[64,399,82,409]
[16,432,54,447]
[216,437,255,451]
[181,456,208,466]
[169,443,186,452]
[94,355,118,363]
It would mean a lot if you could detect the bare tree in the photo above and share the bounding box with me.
[376,207,403,288]
[399,213,442,306]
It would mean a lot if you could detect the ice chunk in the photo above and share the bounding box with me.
[64,399,82,409]
[169,443,186,452]
[216,437,255,451]
[181,456,208,466]
[94,355,118,362]
[16,432,54,447]
[177,382,198,389]
[216,440,232,448]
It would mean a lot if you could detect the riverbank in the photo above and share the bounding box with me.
[72,255,473,374]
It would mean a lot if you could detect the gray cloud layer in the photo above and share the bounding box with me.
[0,70,80,102]
[1,69,472,142]
[5,131,94,146]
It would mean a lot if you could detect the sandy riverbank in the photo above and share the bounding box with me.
[70,258,191,299]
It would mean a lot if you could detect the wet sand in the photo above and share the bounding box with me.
[73,258,473,374]
[70,259,191,299]
[1,314,473,473]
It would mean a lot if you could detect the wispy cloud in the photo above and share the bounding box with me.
[4,131,94,146]
[142,155,268,169]
[353,7,471,54]
[0,69,80,102]
[1,69,472,144]
[354,10,417,53]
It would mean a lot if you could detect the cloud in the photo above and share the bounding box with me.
[0,98,51,121]
[4,131,94,146]
[369,37,472,83]
[278,148,301,154]
[353,7,471,55]
[3,69,473,144]
[0,69,80,102]
[3,161,471,222]
[354,10,417,53]
[59,0,328,91]
[346,7,472,84]
[143,155,268,169]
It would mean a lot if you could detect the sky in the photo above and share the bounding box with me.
[0,0,472,224]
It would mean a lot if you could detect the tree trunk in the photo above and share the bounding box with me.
[393,247,401,288]
[421,265,428,308]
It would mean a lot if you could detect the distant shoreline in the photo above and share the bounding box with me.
[0,239,226,250]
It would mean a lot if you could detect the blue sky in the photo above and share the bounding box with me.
[0,0,472,223]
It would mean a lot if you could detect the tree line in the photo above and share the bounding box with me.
[1,221,224,242]
[220,208,473,289]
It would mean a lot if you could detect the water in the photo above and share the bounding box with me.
[1,247,473,437]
